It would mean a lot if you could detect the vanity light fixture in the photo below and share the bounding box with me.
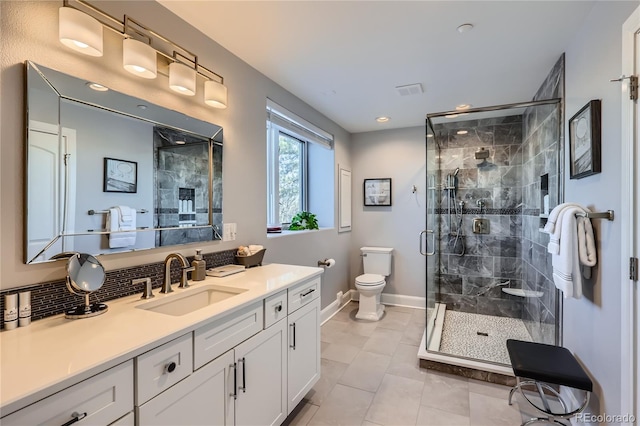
[59,6,103,56]
[123,38,157,79]
[204,80,228,108]
[58,0,227,108]
[376,116,390,123]
[169,61,196,96]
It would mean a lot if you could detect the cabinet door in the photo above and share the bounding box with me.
[235,319,287,426]
[287,297,321,413]
[137,350,235,426]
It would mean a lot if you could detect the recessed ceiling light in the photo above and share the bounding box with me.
[455,104,472,111]
[457,23,474,33]
[137,104,148,110]
[176,140,186,145]
[376,116,390,123]
[86,82,108,92]
[445,114,459,119]
[457,130,468,135]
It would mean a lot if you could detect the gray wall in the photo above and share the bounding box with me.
[0,1,352,310]
[561,1,638,419]
[350,126,426,298]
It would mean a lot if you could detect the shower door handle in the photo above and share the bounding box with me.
[419,230,435,256]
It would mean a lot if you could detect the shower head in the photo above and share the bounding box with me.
[475,148,490,160]
[453,167,460,177]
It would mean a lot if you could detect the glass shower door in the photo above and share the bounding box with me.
[423,119,441,349]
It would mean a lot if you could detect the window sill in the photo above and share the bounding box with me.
[266,227,334,238]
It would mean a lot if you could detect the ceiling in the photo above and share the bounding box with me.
[158,1,598,134]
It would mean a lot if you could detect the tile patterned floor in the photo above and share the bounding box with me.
[283,302,537,426]
[439,310,533,365]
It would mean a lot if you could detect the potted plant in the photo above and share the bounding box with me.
[288,211,319,230]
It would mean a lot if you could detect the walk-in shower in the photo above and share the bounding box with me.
[421,98,563,373]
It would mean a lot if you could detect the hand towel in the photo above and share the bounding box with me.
[107,207,136,248]
[542,202,584,235]
[577,216,597,279]
[551,206,584,299]
[543,204,588,255]
[117,205,134,223]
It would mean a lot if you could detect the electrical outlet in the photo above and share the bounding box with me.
[223,223,237,241]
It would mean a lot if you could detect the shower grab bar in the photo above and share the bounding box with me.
[419,230,435,256]
[575,210,614,221]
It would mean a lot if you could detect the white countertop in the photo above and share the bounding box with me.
[0,263,323,416]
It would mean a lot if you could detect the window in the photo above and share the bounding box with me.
[266,100,334,228]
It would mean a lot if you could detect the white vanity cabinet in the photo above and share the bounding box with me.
[234,318,288,426]
[0,361,133,426]
[137,350,235,425]
[286,278,321,414]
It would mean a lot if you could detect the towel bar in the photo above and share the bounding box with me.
[575,210,614,221]
[88,209,148,215]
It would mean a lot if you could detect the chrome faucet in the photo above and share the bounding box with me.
[162,253,192,293]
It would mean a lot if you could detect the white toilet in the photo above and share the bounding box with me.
[355,246,393,321]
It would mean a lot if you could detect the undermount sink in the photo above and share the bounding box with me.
[137,284,248,316]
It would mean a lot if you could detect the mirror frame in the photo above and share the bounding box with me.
[25,61,223,264]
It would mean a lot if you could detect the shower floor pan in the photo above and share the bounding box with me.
[421,303,533,371]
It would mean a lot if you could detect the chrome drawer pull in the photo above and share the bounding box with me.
[61,412,87,426]
[300,288,315,298]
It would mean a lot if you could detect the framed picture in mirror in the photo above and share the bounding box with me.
[104,157,138,193]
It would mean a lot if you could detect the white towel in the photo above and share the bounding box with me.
[542,202,584,234]
[542,203,588,255]
[117,205,134,223]
[107,207,136,248]
[577,216,597,279]
[551,206,584,299]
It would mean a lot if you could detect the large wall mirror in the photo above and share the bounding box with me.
[25,61,223,264]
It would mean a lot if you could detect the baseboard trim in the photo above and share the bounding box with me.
[320,290,353,325]
[350,290,426,310]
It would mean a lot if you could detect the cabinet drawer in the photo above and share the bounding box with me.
[194,301,263,370]
[136,333,193,405]
[264,290,287,328]
[288,277,320,314]
[1,361,133,426]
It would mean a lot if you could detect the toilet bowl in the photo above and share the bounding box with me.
[355,273,386,320]
[355,247,393,321]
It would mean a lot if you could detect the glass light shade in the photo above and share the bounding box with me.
[123,39,157,79]
[59,7,103,57]
[169,62,196,96]
[204,80,228,108]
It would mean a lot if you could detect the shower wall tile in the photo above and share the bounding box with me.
[438,294,477,314]
[494,257,523,280]
[493,187,522,209]
[448,255,493,277]
[438,274,463,295]
[494,123,523,145]
[476,298,523,319]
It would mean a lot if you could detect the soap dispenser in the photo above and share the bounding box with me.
[192,249,206,281]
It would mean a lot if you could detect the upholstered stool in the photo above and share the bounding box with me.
[506,339,592,426]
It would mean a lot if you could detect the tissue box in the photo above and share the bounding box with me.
[235,248,266,268]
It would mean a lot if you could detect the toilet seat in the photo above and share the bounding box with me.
[356,273,385,286]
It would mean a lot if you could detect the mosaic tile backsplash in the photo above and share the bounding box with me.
[0,249,237,329]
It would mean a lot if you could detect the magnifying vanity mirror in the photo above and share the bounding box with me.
[64,253,108,319]
[25,61,223,264]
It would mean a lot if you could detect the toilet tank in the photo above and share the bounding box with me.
[361,247,393,276]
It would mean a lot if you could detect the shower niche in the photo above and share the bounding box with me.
[424,98,562,368]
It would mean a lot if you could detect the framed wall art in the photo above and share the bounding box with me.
[363,178,392,206]
[569,100,601,179]
[103,157,138,193]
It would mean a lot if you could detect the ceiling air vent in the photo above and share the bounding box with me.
[395,83,423,97]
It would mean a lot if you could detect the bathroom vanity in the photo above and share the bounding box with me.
[0,264,322,425]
